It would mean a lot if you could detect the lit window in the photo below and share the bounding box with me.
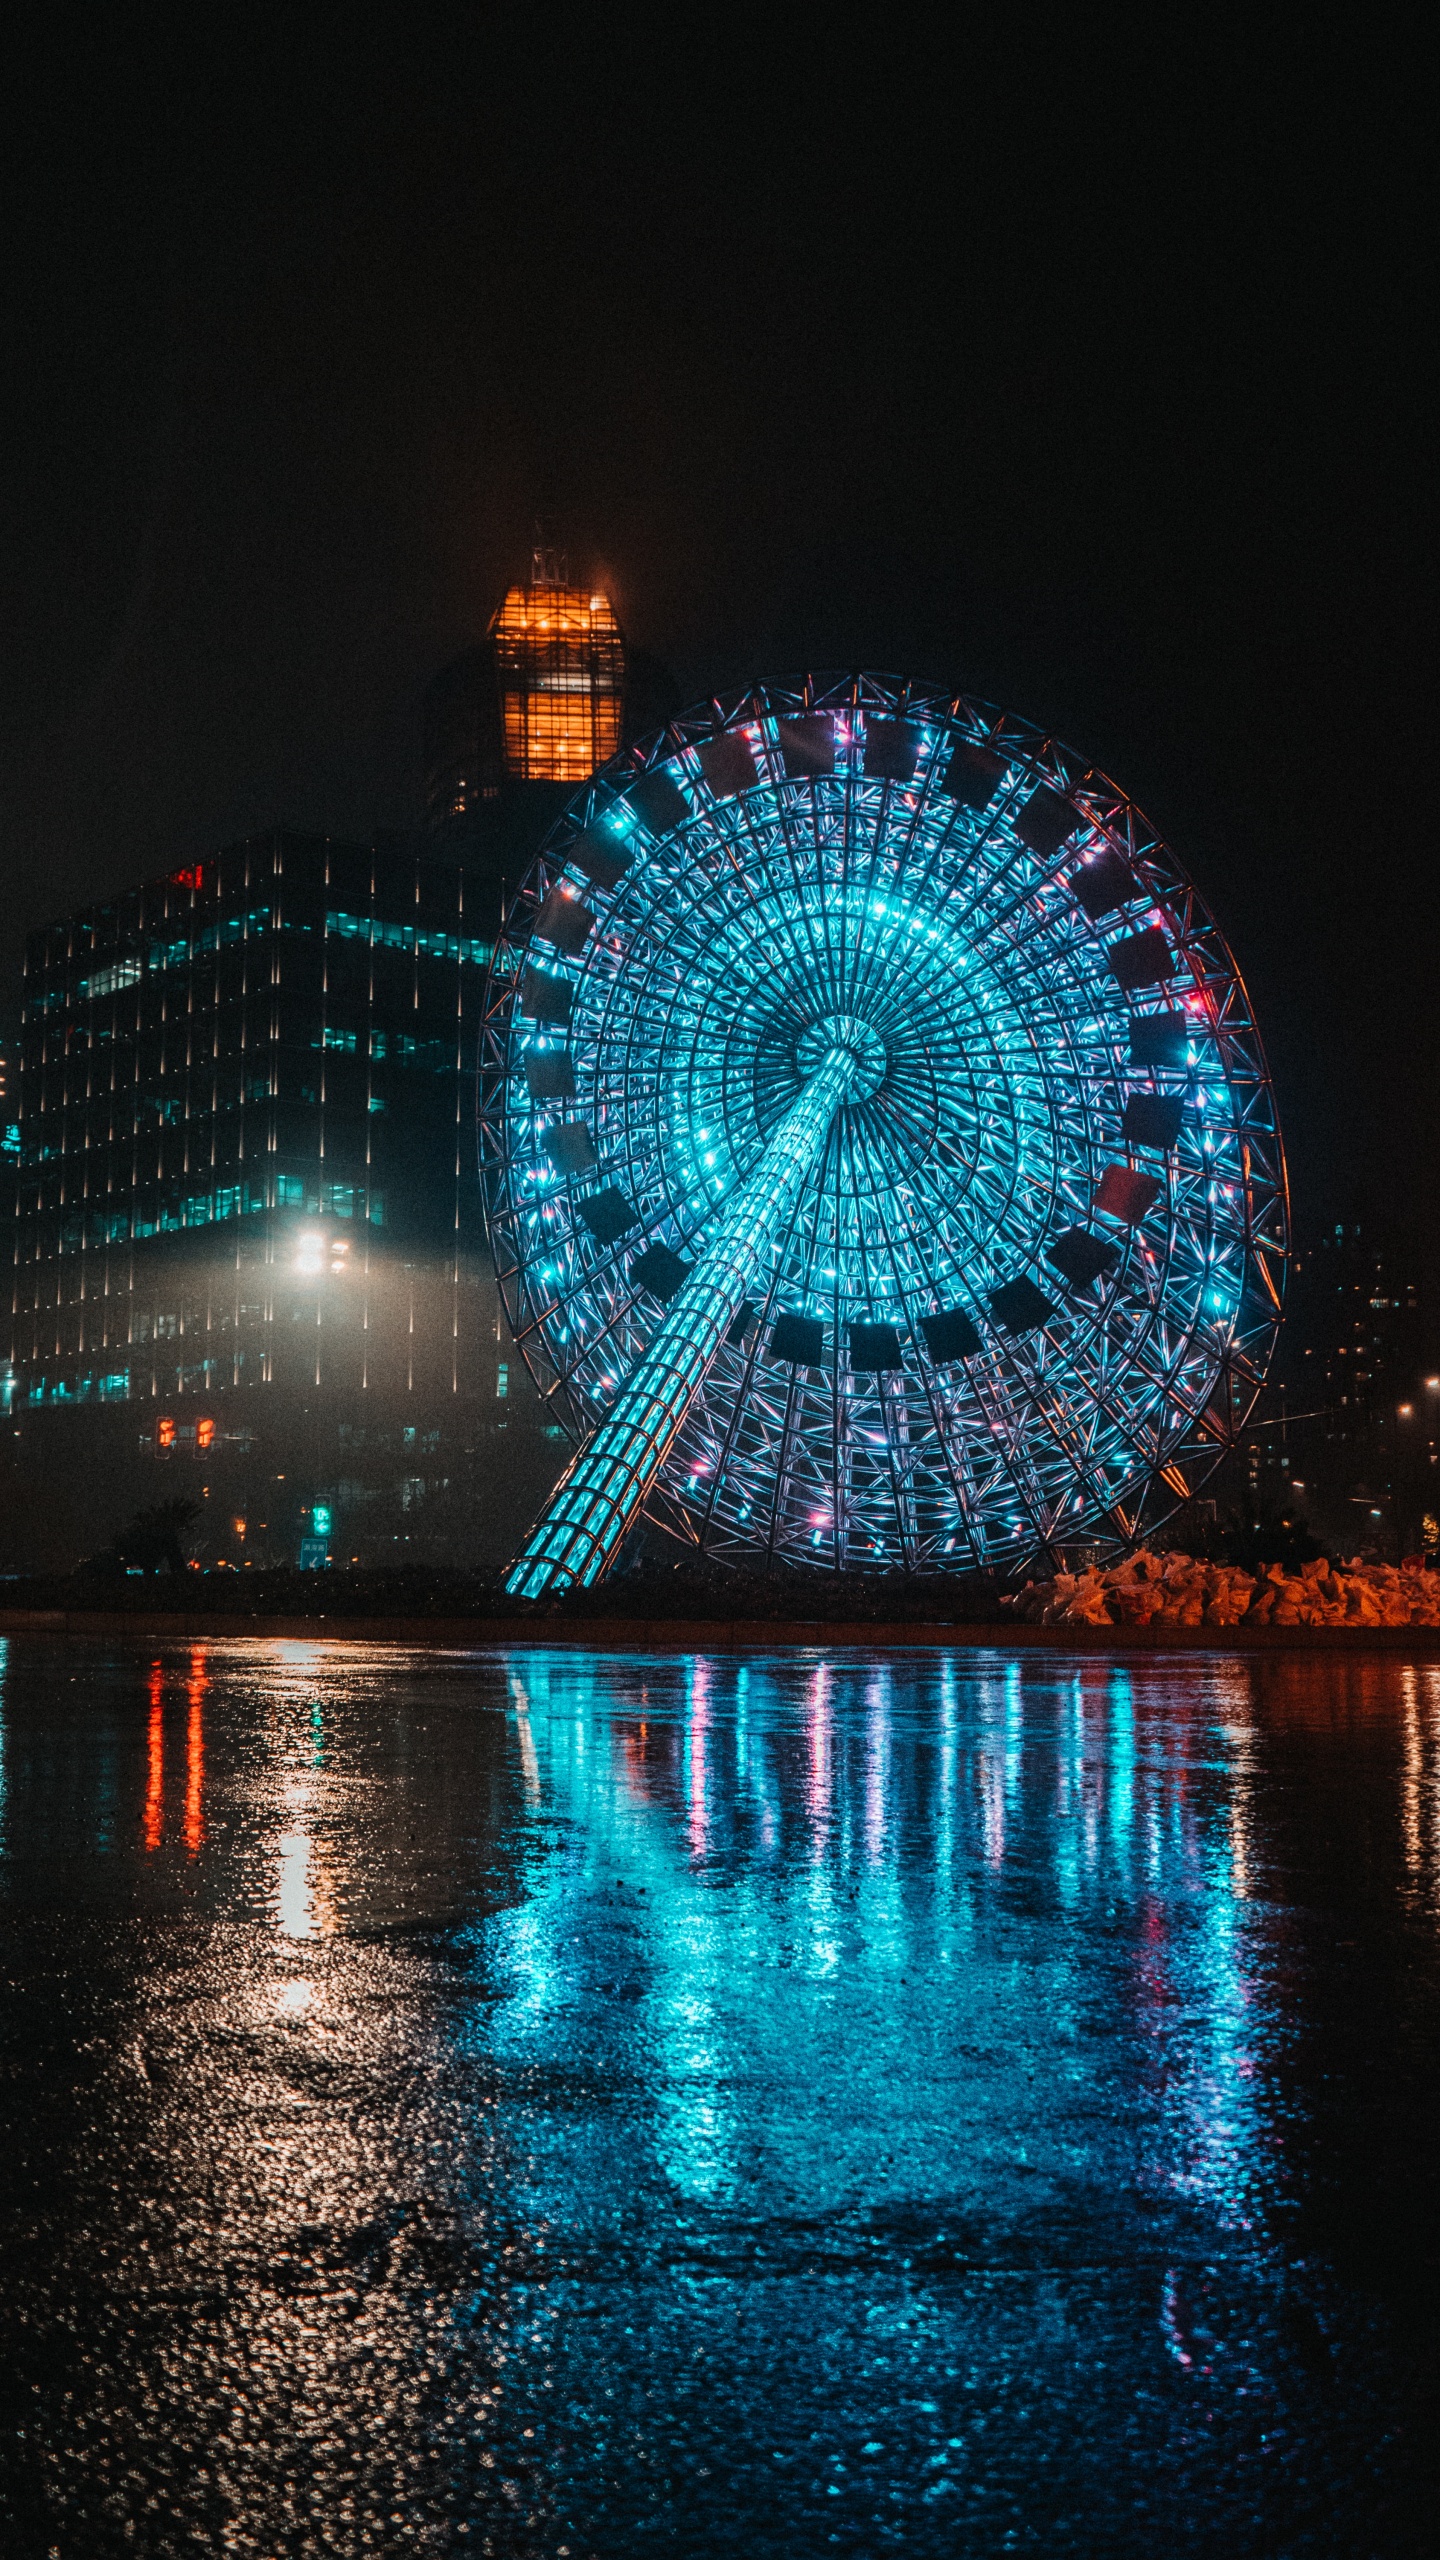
[80,959,142,1002]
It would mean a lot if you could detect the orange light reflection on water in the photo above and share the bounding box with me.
[143,1662,164,1852]
[184,1647,207,1855]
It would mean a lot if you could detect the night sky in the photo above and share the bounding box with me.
[2,19,1430,1261]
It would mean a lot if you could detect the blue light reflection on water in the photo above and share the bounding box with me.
[480,1651,1287,2250]
[453,1648,1440,2553]
[461,1647,1440,2554]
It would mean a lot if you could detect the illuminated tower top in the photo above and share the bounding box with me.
[488,547,625,785]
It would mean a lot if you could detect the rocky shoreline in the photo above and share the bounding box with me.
[1008,1550,1440,1629]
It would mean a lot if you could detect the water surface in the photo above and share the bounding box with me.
[1,1636,1438,2555]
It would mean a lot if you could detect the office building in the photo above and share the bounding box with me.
[3,830,562,1570]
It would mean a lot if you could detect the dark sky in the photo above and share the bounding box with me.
[2,16,1431,1257]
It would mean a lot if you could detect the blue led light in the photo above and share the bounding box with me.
[482,674,1287,1585]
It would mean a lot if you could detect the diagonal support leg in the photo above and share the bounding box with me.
[505,1044,859,1596]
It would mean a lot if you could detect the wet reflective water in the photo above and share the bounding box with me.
[2,1639,1439,2555]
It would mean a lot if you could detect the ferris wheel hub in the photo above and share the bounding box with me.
[795,1013,888,1102]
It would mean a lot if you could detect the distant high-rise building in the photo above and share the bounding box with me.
[421,550,628,909]
[1231,1216,1439,1558]
[491,558,624,784]
[422,644,502,836]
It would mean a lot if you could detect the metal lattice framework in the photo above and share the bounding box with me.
[480,672,1287,1590]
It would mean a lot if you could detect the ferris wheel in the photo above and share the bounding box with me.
[479,673,1286,1597]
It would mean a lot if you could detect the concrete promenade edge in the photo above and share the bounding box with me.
[6,1607,1440,1653]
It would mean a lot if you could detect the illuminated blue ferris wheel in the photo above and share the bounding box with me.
[480,673,1287,1596]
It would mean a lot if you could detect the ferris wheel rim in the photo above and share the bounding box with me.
[480,670,1288,1577]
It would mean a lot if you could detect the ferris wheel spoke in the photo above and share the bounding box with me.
[847,1116,982,1565]
[844,1111,1043,1544]
[874,1101,1145,1542]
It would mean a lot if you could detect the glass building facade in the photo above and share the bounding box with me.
[2,832,568,1572]
[11,829,492,1414]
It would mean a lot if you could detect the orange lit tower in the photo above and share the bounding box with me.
[422,548,626,843]
[490,550,624,783]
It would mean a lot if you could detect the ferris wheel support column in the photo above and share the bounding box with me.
[505,1044,862,1598]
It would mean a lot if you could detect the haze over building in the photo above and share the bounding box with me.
[0,549,638,1574]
